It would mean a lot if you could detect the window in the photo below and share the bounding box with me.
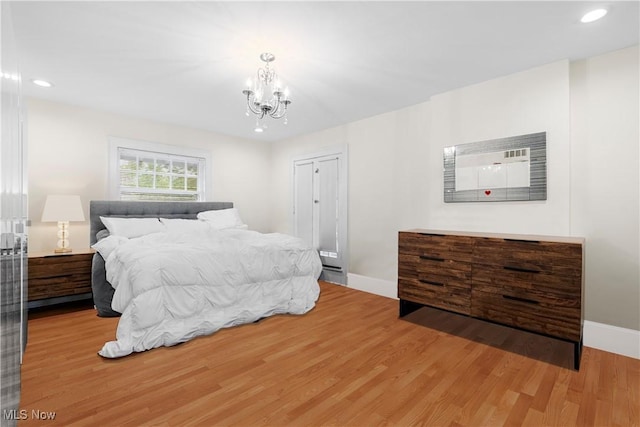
[109,137,211,201]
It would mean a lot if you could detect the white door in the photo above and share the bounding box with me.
[293,149,347,283]
[293,160,314,248]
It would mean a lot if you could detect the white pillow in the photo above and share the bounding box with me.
[197,208,246,230]
[159,218,212,233]
[92,235,128,260]
[100,216,165,238]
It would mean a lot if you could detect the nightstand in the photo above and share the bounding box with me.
[28,248,94,308]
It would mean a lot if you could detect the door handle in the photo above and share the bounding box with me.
[314,200,319,203]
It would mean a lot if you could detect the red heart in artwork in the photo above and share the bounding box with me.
[485,190,491,196]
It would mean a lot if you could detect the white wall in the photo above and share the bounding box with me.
[27,98,271,252]
[272,60,569,280]
[270,48,639,332]
[570,46,639,330]
[427,60,571,235]
[270,102,431,281]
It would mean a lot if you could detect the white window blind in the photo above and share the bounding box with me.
[117,147,206,201]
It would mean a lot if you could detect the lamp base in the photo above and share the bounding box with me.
[54,221,72,254]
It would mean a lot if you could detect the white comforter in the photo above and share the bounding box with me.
[99,228,322,358]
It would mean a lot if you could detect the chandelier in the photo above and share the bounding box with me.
[242,53,291,133]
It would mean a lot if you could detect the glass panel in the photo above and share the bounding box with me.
[139,173,154,188]
[186,177,197,192]
[186,162,198,175]
[156,159,170,173]
[138,157,154,172]
[172,176,185,190]
[120,172,137,188]
[120,155,137,171]
[156,174,170,189]
[172,161,185,174]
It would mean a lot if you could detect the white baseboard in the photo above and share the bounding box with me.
[345,274,640,360]
[346,273,397,300]
[584,320,640,360]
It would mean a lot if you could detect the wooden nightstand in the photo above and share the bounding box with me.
[28,248,94,308]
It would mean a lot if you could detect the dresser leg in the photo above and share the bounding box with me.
[399,299,423,317]
[574,339,583,370]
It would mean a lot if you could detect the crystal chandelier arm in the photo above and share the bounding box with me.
[269,104,284,118]
[243,92,263,116]
[270,99,291,119]
[268,94,283,118]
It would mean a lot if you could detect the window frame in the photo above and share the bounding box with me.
[108,136,213,201]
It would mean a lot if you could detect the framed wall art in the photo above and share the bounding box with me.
[443,132,547,202]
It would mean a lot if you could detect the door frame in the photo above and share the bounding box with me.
[291,145,348,285]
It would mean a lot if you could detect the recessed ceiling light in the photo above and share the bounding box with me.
[32,79,53,88]
[581,8,608,23]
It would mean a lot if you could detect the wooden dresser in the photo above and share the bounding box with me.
[28,249,94,308]
[398,229,584,369]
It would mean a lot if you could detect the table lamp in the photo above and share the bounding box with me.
[41,195,85,253]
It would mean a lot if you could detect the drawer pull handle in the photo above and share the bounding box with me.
[504,238,540,244]
[420,255,445,262]
[419,279,444,287]
[418,233,445,237]
[504,266,540,274]
[502,294,539,305]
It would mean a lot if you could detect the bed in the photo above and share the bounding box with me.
[89,200,322,358]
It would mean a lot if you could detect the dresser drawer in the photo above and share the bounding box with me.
[473,237,582,275]
[398,278,470,315]
[29,258,92,279]
[472,264,581,300]
[29,275,92,300]
[399,254,471,280]
[471,279,581,310]
[471,289,581,341]
[399,232,473,262]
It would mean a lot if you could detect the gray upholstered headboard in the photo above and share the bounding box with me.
[89,200,234,245]
[89,200,233,317]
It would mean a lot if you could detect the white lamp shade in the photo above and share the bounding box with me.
[41,195,85,222]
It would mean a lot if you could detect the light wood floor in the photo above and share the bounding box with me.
[19,282,639,426]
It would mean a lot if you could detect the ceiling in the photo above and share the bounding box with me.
[8,1,640,142]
